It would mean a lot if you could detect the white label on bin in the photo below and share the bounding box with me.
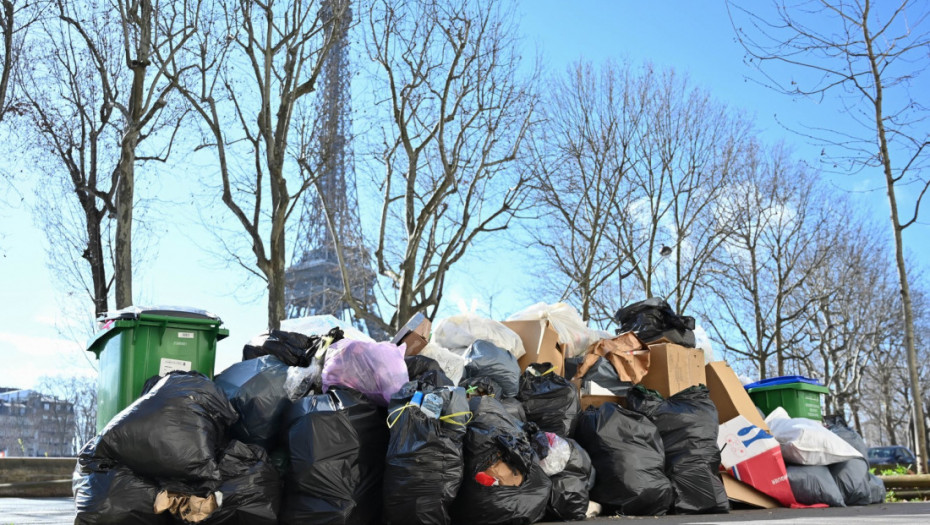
[178,332,195,339]
[159,358,192,376]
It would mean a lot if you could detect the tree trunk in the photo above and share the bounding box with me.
[863,7,927,473]
[114,152,134,309]
[83,209,109,317]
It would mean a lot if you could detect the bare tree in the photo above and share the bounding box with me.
[320,0,537,332]
[730,0,930,473]
[164,0,345,330]
[613,67,752,315]
[704,144,837,378]
[0,0,42,122]
[523,60,644,323]
[794,214,896,430]
[14,0,192,318]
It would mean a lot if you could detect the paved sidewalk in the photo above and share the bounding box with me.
[3,497,930,524]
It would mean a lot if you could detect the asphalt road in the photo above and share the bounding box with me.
[3,498,930,524]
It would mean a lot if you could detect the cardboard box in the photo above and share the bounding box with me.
[706,361,770,432]
[580,395,624,410]
[639,343,705,398]
[720,471,779,509]
[502,320,565,376]
[572,377,626,410]
[392,313,431,356]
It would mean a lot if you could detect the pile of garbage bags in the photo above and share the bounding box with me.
[765,409,886,507]
[75,302,888,524]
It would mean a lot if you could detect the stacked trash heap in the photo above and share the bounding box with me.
[73,299,886,524]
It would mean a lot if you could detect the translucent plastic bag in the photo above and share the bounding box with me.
[284,360,322,401]
[432,313,525,358]
[539,433,572,476]
[506,302,602,357]
[321,339,408,406]
[419,342,466,385]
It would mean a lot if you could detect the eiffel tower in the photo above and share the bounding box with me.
[285,0,383,338]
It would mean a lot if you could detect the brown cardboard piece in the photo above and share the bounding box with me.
[392,313,431,356]
[639,342,706,398]
[705,361,771,432]
[485,459,524,486]
[502,320,564,376]
[720,471,779,509]
[154,491,218,522]
[575,332,650,383]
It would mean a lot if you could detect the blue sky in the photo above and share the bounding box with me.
[1,0,927,388]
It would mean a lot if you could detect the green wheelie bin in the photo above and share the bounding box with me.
[87,306,229,431]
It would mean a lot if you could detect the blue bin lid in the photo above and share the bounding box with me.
[743,375,822,390]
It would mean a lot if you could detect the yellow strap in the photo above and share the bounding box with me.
[387,406,474,428]
[386,403,412,429]
[542,365,557,375]
[439,411,473,427]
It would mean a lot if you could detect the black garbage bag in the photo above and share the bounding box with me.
[214,355,291,450]
[383,382,470,525]
[244,327,343,367]
[525,423,595,521]
[458,375,501,398]
[461,339,521,398]
[823,414,868,456]
[74,440,169,525]
[501,397,528,424]
[202,440,281,524]
[613,297,695,347]
[405,354,454,387]
[574,403,672,516]
[458,375,524,423]
[822,415,871,506]
[280,387,389,525]
[563,356,583,381]
[518,363,581,436]
[786,464,846,507]
[580,356,633,396]
[868,473,886,504]
[627,385,728,514]
[829,458,871,506]
[93,371,237,482]
[451,396,551,525]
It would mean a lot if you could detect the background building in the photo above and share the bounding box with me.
[0,388,75,457]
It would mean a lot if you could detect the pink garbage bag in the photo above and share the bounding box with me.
[322,339,409,406]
